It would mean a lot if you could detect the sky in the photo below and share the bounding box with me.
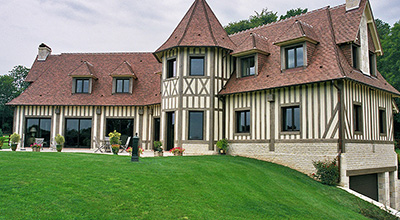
[0,0,399,75]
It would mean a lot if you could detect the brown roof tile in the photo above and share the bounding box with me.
[8,53,162,106]
[274,20,319,45]
[154,0,236,56]
[68,61,97,79]
[110,61,137,79]
[231,33,270,56]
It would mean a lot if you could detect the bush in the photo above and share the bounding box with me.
[216,139,229,151]
[153,141,163,152]
[312,159,339,185]
[10,133,21,144]
[55,134,65,145]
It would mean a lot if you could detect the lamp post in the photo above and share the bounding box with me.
[131,133,139,162]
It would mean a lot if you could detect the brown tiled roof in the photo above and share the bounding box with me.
[154,0,235,57]
[274,20,319,45]
[231,33,270,56]
[110,61,137,79]
[8,53,162,106]
[68,61,97,79]
[219,0,400,96]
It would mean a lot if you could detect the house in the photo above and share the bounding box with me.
[8,0,400,209]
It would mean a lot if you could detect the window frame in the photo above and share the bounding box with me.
[353,103,363,134]
[240,55,256,77]
[378,108,387,136]
[284,45,304,69]
[167,58,177,79]
[188,111,204,140]
[115,78,130,94]
[189,56,205,76]
[74,78,90,94]
[352,45,360,70]
[281,105,301,132]
[235,110,251,134]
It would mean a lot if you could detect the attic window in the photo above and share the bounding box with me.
[73,78,92,94]
[352,45,360,69]
[369,52,376,76]
[116,78,130,93]
[241,56,255,77]
[285,45,303,69]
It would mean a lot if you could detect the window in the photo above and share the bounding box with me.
[116,78,130,93]
[188,111,204,140]
[241,56,255,77]
[353,104,363,133]
[369,52,376,76]
[190,57,204,76]
[236,110,250,133]
[167,58,176,78]
[106,119,134,145]
[352,45,359,69]
[379,108,386,135]
[282,106,300,132]
[65,119,92,148]
[25,118,51,147]
[76,79,89,93]
[285,45,303,69]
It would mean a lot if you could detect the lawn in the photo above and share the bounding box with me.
[0,153,392,219]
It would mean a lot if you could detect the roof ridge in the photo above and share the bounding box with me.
[61,52,153,55]
[202,0,218,46]
[229,6,330,37]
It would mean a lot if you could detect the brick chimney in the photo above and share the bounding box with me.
[346,0,361,11]
[38,43,52,61]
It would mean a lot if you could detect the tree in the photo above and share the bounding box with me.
[224,8,278,35]
[0,65,30,133]
[279,8,308,20]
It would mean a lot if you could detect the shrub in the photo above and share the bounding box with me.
[216,139,229,151]
[153,141,163,152]
[55,134,65,145]
[108,130,121,145]
[312,159,339,185]
[10,133,21,144]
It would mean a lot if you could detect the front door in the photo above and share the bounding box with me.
[166,112,175,151]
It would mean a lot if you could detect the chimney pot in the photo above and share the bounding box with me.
[38,43,52,61]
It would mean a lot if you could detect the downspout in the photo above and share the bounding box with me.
[333,79,344,183]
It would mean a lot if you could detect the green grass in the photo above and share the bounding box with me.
[0,153,391,219]
[1,135,10,149]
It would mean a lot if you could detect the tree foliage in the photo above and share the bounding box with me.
[224,8,309,35]
[279,8,308,21]
[224,8,278,35]
[375,19,400,139]
[0,65,30,133]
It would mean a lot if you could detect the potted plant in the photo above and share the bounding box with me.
[10,133,20,151]
[138,147,144,157]
[109,130,121,155]
[55,134,65,152]
[170,147,185,156]
[153,141,163,157]
[31,143,42,152]
[216,138,229,155]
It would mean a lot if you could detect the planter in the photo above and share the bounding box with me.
[219,149,226,155]
[32,147,40,152]
[173,152,183,156]
[111,144,120,155]
[154,151,163,157]
[11,144,17,151]
[56,145,63,152]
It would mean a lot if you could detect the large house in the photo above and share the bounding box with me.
[8,0,400,209]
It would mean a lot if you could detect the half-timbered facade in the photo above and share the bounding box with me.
[8,0,400,209]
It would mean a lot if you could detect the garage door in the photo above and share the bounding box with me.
[349,174,378,201]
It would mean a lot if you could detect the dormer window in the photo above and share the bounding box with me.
[75,78,90,93]
[285,45,304,69]
[167,58,177,78]
[116,78,130,93]
[241,56,255,77]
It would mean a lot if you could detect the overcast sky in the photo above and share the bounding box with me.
[1,0,399,75]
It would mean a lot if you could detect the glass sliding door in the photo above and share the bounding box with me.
[25,118,51,147]
[65,119,92,148]
[106,119,134,146]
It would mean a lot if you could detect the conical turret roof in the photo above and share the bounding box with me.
[154,0,236,56]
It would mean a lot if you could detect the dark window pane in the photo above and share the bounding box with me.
[282,106,300,131]
[354,105,362,132]
[296,47,303,67]
[236,110,250,133]
[76,80,83,93]
[241,57,255,77]
[189,111,203,140]
[379,109,386,134]
[287,48,295,69]
[294,107,300,130]
[83,80,89,93]
[190,57,204,76]
[167,59,176,78]
[65,119,92,148]
[353,46,359,69]
[123,79,130,93]
[154,118,160,141]
[116,79,123,93]
[106,119,134,145]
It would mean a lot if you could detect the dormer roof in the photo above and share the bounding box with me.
[274,20,319,46]
[231,33,270,57]
[110,61,137,79]
[154,0,235,60]
[68,61,98,79]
